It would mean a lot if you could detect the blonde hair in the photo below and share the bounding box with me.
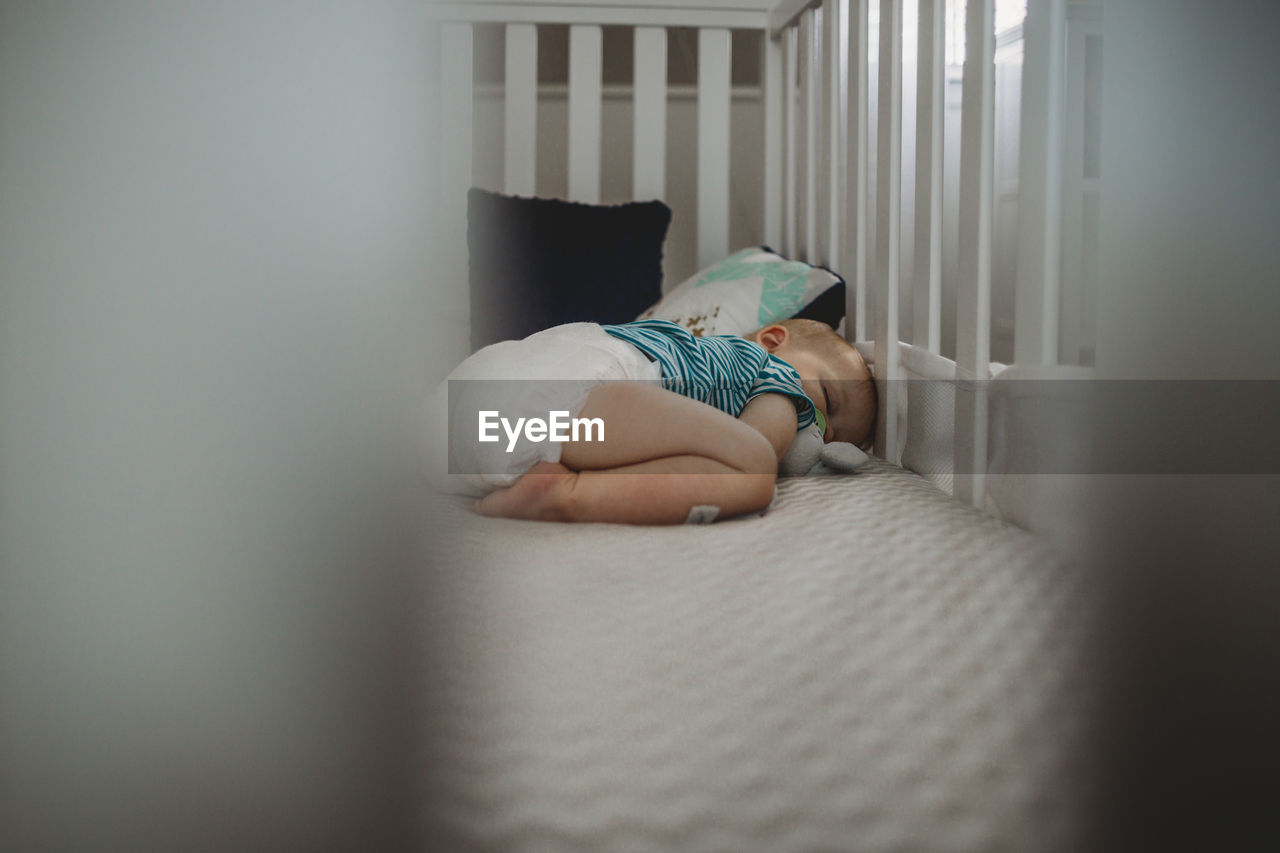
[772,318,851,357]
[755,318,878,448]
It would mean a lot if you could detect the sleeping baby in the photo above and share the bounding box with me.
[423,317,876,524]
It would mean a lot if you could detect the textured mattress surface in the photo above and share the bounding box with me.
[418,460,1098,851]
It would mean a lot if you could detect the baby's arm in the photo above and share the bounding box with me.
[736,392,802,461]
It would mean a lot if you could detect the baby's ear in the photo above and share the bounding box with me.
[754,323,788,352]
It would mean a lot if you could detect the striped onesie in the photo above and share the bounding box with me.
[602,319,817,432]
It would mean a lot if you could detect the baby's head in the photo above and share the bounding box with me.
[748,318,877,448]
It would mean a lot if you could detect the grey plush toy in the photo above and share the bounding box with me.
[778,420,870,477]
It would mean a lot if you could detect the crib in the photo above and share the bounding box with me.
[421,0,1102,848]
[427,0,1101,525]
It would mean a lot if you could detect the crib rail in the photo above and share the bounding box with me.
[428,1,771,29]
[765,0,1093,509]
[952,0,995,503]
[430,1,763,269]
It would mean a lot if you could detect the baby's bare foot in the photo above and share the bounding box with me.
[474,461,578,521]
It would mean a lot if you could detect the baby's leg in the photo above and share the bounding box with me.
[474,383,778,524]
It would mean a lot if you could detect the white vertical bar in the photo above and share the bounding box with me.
[803,10,820,263]
[912,0,944,353]
[796,14,812,260]
[874,0,903,461]
[1059,18,1088,365]
[633,27,667,200]
[783,26,799,258]
[954,0,995,506]
[1014,0,1067,366]
[697,28,732,268]
[440,23,474,207]
[568,25,602,203]
[812,5,827,266]
[504,24,537,196]
[440,23,473,357]
[825,0,842,270]
[763,31,784,248]
[845,0,869,342]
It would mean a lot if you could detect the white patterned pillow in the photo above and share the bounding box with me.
[638,247,846,337]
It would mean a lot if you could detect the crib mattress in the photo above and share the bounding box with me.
[417,460,1098,851]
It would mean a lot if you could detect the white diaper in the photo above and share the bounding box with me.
[421,323,662,497]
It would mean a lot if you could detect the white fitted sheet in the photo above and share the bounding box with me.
[418,460,1098,851]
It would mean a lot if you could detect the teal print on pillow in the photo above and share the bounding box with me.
[693,248,758,287]
[756,263,810,326]
[695,250,811,327]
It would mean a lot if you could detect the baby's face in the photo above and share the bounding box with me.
[772,341,874,446]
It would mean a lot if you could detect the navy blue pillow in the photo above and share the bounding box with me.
[467,189,672,352]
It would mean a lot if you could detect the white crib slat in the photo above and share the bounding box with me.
[824,0,842,271]
[845,0,869,342]
[440,22,473,358]
[795,15,812,261]
[783,26,799,258]
[874,0,903,461]
[1060,15,1090,366]
[1014,0,1067,366]
[568,25,602,203]
[440,23,474,196]
[504,24,537,196]
[955,0,995,506]
[811,5,827,266]
[912,0,944,354]
[697,28,732,268]
[802,10,819,263]
[763,31,784,249]
[633,27,667,200]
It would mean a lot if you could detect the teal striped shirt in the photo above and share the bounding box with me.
[602,320,816,431]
